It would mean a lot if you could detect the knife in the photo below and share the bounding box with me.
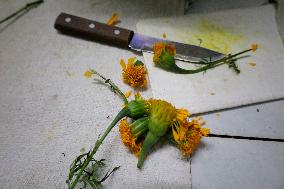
[54,13,224,62]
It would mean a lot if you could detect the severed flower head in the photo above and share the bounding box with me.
[153,42,176,71]
[172,117,209,157]
[119,117,149,156]
[120,57,148,89]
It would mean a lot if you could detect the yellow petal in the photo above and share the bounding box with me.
[248,62,256,67]
[251,43,258,52]
[172,127,179,141]
[128,57,136,64]
[84,70,93,78]
[200,128,210,136]
[120,59,126,69]
[125,90,132,98]
[107,13,119,26]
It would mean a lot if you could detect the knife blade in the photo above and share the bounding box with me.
[54,13,224,62]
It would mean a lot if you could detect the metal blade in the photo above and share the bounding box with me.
[129,33,224,62]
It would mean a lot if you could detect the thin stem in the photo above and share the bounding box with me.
[69,107,129,189]
[92,69,128,104]
[173,48,252,74]
[0,0,44,25]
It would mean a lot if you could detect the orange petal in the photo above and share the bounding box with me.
[84,70,93,78]
[120,59,126,69]
[107,13,120,26]
[251,43,258,52]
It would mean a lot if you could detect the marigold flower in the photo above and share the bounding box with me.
[119,118,149,156]
[120,58,148,89]
[119,119,141,155]
[153,42,176,64]
[172,117,210,157]
[175,108,190,124]
[84,70,93,78]
[251,43,258,52]
[106,13,120,26]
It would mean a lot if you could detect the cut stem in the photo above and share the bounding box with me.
[0,0,44,24]
[137,132,159,169]
[92,69,128,104]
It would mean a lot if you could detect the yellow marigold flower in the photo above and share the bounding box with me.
[106,13,120,26]
[251,43,258,52]
[175,108,190,124]
[84,70,93,78]
[125,91,132,98]
[153,42,176,64]
[120,58,148,89]
[179,129,202,157]
[172,117,210,157]
[119,119,142,155]
[200,128,210,136]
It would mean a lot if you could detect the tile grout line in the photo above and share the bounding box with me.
[208,133,284,142]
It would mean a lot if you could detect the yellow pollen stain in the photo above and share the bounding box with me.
[192,19,245,54]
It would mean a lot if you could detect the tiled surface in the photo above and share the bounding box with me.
[191,137,284,189]
[0,0,284,189]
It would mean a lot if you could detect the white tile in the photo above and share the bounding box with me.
[191,137,284,189]
[201,100,284,139]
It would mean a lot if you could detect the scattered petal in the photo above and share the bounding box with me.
[84,70,93,78]
[251,43,258,52]
[107,13,120,26]
[248,62,256,67]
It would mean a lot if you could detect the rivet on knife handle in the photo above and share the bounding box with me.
[54,13,134,48]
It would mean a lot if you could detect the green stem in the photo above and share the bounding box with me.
[130,117,149,138]
[0,0,44,24]
[92,69,128,104]
[137,132,159,169]
[172,48,252,74]
[69,107,129,189]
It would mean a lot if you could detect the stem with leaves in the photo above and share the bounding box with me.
[92,69,128,104]
[68,107,130,189]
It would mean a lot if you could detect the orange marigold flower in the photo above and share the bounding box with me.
[119,119,142,156]
[153,42,176,64]
[84,70,93,78]
[175,108,190,124]
[120,58,147,88]
[106,13,120,26]
[251,43,258,52]
[172,117,210,157]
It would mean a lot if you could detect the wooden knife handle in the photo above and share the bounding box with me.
[54,13,134,48]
